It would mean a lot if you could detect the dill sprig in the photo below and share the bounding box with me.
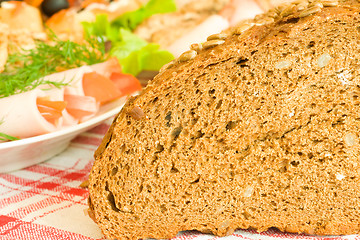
[1,35,106,98]
[0,119,19,141]
[0,132,19,141]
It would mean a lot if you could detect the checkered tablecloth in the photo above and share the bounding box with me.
[0,121,360,240]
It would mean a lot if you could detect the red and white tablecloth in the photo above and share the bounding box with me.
[0,120,360,240]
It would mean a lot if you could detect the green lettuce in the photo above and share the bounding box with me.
[82,0,175,76]
[112,0,177,31]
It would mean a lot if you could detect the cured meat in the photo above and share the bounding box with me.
[0,59,142,140]
[0,89,62,139]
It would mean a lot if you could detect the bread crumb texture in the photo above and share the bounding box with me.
[89,1,360,239]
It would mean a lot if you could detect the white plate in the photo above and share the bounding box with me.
[0,96,129,173]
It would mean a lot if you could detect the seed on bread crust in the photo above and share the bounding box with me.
[308,1,324,8]
[129,106,145,120]
[190,43,203,52]
[234,23,254,35]
[202,40,225,49]
[178,50,197,62]
[299,5,322,17]
[280,4,297,17]
[207,33,228,41]
[321,0,339,7]
[159,60,175,72]
[255,16,275,25]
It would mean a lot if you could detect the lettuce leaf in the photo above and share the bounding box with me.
[82,0,175,76]
[112,0,177,31]
[112,41,174,76]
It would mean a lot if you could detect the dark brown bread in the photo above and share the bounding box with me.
[89,1,360,239]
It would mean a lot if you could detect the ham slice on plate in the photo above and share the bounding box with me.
[0,89,62,139]
[0,58,141,140]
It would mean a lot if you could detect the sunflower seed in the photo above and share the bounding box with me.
[255,16,275,25]
[202,40,225,49]
[308,1,323,8]
[254,13,267,21]
[344,133,357,147]
[317,53,332,68]
[275,60,291,69]
[292,0,308,4]
[207,33,228,41]
[178,50,197,62]
[321,0,338,6]
[159,60,175,72]
[129,106,145,120]
[266,10,278,19]
[234,22,254,35]
[190,43,203,52]
[274,4,288,14]
[294,0,309,10]
[280,4,297,17]
[299,5,322,17]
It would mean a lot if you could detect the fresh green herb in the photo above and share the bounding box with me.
[0,132,19,141]
[82,11,174,76]
[1,35,106,98]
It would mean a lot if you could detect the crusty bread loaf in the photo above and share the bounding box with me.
[89,1,360,239]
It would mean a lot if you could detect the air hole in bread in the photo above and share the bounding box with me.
[226,121,238,130]
[111,167,118,176]
[307,41,315,48]
[290,161,299,167]
[236,57,249,68]
[171,162,179,173]
[190,176,200,184]
[156,144,164,153]
[216,100,223,109]
[209,89,215,95]
[241,210,251,220]
[171,127,183,141]
[106,187,120,212]
[151,155,158,165]
[193,130,205,139]
[285,17,300,24]
[191,117,199,126]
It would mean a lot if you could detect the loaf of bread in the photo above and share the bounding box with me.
[88,0,360,239]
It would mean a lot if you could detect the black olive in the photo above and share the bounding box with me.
[41,0,69,17]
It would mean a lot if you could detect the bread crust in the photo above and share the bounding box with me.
[89,1,360,239]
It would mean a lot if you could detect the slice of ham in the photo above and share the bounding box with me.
[0,89,61,139]
[43,65,93,97]
[41,66,94,125]
[0,58,135,140]
[90,57,122,79]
